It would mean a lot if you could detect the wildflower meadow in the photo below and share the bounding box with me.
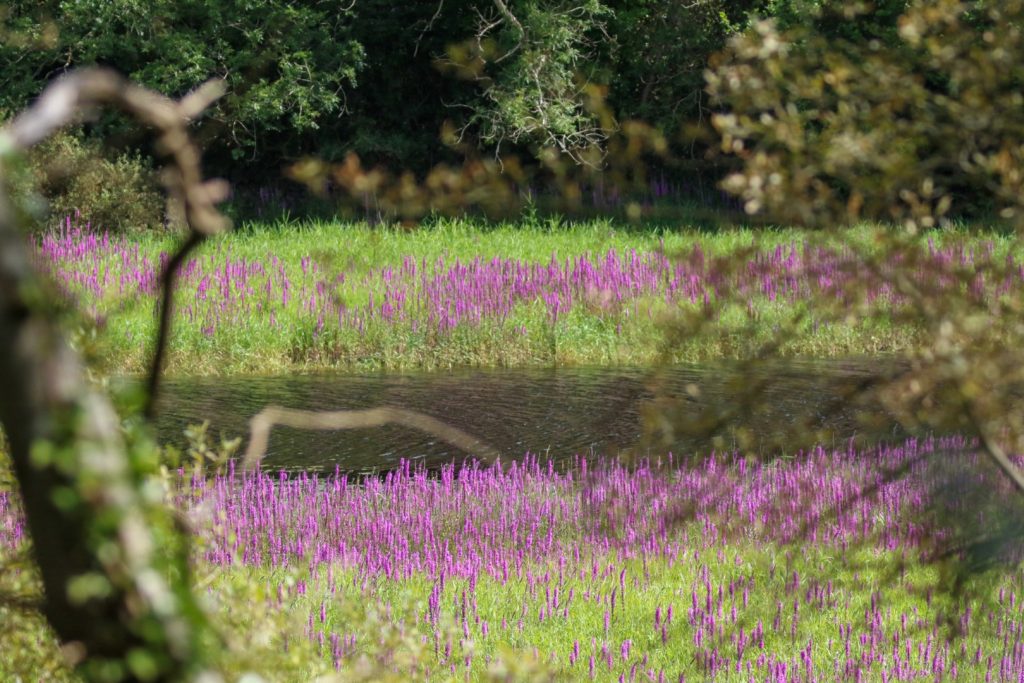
[32,217,1024,374]
[4,435,1024,680]
[2,218,1023,680]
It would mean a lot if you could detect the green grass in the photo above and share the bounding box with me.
[47,216,1021,376]
[4,525,1020,681]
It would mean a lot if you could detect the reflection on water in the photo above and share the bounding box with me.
[147,360,907,473]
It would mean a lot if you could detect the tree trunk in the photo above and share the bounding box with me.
[0,68,214,682]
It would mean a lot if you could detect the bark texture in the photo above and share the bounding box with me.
[0,68,226,681]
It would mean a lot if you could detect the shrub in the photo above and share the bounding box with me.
[11,130,165,232]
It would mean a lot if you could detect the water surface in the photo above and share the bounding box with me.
[148,360,907,473]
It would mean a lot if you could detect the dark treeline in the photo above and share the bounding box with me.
[0,0,912,206]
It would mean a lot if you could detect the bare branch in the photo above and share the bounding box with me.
[2,68,230,417]
[243,405,502,471]
[146,231,203,418]
[414,0,446,57]
[178,78,228,121]
[966,401,1024,494]
[492,0,526,40]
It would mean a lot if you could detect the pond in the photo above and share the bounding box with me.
[147,359,909,473]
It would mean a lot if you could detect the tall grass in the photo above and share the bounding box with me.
[32,216,1023,375]
[3,436,1023,680]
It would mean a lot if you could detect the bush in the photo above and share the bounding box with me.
[11,131,165,232]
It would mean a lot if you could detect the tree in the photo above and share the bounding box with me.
[442,0,612,161]
[0,69,228,682]
[0,1,363,172]
[694,0,1024,501]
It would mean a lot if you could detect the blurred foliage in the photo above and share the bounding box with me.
[0,67,226,680]
[0,397,211,681]
[0,382,216,682]
[635,0,1024,579]
[707,0,1023,227]
[159,421,241,482]
[287,87,670,223]
[605,0,910,141]
[4,130,164,232]
[0,0,363,169]
[698,0,1024,451]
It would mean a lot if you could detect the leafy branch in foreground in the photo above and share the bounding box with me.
[0,68,229,681]
[653,0,1024,576]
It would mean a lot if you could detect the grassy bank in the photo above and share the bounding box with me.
[36,217,1020,376]
[3,436,1023,680]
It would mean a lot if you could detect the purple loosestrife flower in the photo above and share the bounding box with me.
[5,432,997,680]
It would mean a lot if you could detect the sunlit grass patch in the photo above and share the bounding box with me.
[35,217,1022,376]
[3,435,1023,680]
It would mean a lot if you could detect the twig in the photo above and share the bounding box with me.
[414,0,446,56]
[145,231,201,419]
[966,401,1024,494]
[491,0,525,39]
[489,0,525,63]
[243,405,502,471]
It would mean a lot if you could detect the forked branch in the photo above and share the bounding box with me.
[492,0,526,40]
[966,401,1024,494]
[0,67,228,680]
[4,67,230,418]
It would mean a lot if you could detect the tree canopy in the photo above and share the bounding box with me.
[2,0,918,187]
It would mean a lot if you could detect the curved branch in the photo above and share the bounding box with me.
[492,0,526,40]
[414,0,446,57]
[145,231,202,418]
[965,400,1024,494]
[0,67,228,680]
[6,69,228,237]
[243,405,502,471]
[4,67,230,416]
